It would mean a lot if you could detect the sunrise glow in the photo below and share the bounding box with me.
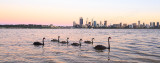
[0,0,160,26]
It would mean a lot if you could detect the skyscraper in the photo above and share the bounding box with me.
[94,21,96,27]
[143,22,145,28]
[92,19,94,26]
[132,23,137,28]
[104,21,107,27]
[120,22,122,28]
[157,22,159,28]
[86,18,88,25]
[150,22,153,27]
[138,20,140,28]
[153,22,155,28]
[79,17,83,27]
[100,21,102,26]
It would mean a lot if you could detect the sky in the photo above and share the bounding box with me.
[0,0,160,26]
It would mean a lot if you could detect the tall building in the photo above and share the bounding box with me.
[79,17,83,27]
[138,20,140,28]
[120,22,122,28]
[100,21,102,26]
[153,22,155,28]
[94,21,97,27]
[132,23,137,28]
[143,22,145,28]
[86,18,88,25]
[104,21,107,27]
[143,22,145,26]
[146,24,150,28]
[150,22,153,27]
[157,22,159,28]
[88,22,91,25]
[92,19,94,26]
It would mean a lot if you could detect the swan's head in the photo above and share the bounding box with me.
[108,37,111,39]
[80,39,83,41]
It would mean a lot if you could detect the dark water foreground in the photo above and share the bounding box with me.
[0,29,160,63]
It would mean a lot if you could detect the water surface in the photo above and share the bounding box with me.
[0,29,160,63]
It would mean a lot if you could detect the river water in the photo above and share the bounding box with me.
[0,29,160,63]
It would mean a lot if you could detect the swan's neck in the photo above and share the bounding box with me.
[67,39,68,42]
[79,40,81,46]
[108,38,110,49]
[58,37,60,42]
[42,39,44,45]
[92,39,94,43]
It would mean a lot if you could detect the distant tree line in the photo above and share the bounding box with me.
[0,24,51,28]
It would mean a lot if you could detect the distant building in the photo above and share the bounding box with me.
[86,18,88,25]
[123,24,128,28]
[112,24,120,28]
[138,21,140,28]
[146,24,150,28]
[88,22,91,26]
[157,22,159,28]
[104,21,107,27]
[100,21,102,26]
[153,22,155,28]
[94,21,97,27]
[143,22,145,28]
[132,23,137,28]
[150,22,153,28]
[97,24,100,27]
[80,17,83,27]
[120,22,122,28]
[140,24,144,28]
[128,25,133,28]
[92,19,94,26]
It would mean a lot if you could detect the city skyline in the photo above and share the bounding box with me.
[73,17,160,29]
[1,0,160,26]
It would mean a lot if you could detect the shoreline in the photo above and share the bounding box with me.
[0,28,160,29]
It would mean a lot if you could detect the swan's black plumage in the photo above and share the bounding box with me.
[60,38,69,44]
[51,36,60,42]
[71,39,82,46]
[84,38,94,44]
[94,45,107,50]
[94,37,111,50]
[33,42,43,45]
[71,43,80,46]
[33,38,45,45]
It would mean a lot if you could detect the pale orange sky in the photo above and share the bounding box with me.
[0,0,160,26]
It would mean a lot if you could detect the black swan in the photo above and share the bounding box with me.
[33,37,45,45]
[51,36,60,42]
[84,38,94,44]
[60,38,69,44]
[94,37,111,50]
[71,39,82,46]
